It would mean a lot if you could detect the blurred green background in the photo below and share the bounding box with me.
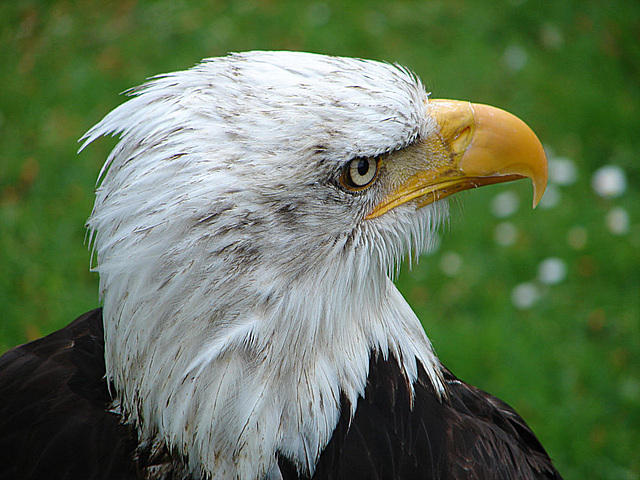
[1,1,638,478]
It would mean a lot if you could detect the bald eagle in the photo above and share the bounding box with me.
[0,51,560,480]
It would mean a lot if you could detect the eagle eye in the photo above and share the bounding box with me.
[341,157,379,191]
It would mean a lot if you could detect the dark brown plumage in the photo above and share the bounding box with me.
[0,309,561,479]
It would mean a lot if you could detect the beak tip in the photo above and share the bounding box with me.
[530,144,548,209]
[532,187,544,209]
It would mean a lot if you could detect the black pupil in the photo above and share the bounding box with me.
[357,159,369,176]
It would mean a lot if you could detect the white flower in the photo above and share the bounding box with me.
[606,207,630,235]
[592,165,627,198]
[549,157,577,186]
[491,190,520,218]
[439,252,462,277]
[494,222,518,247]
[503,44,528,72]
[538,257,567,285]
[511,282,540,310]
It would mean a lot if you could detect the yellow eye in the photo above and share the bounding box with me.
[341,157,379,190]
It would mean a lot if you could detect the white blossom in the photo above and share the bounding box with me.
[538,257,567,285]
[592,165,627,198]
[511,282,540,310]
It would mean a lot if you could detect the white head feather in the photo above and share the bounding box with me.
[82,51,446,480]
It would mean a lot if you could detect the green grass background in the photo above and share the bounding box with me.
[1,1,638,478]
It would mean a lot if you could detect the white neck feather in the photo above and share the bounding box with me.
[100,219,444,479]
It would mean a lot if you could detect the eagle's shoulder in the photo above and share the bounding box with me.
[0,309,138,480]
[279,354,448,479]
[278,354,562,480]
[441,368,563,479]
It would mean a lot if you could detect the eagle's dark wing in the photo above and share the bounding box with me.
[441,368,562,480]
[278,355,562,480]
[0,309,137,480]
[0,310,561,480]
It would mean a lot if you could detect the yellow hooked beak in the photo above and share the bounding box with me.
[366,100,547,220]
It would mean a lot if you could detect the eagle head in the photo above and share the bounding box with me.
[81,51,546,479]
